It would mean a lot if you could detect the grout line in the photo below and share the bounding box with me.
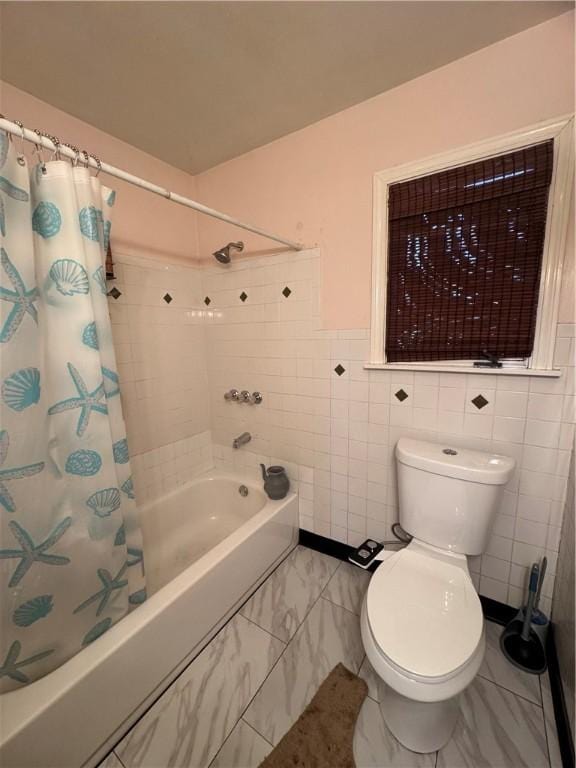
[206,718,273,768]
[476,670,543,709]
[539,674,555,768]
[320,559,342,598]
[319,593,363,620]
[105,544,298,762]
[241,717,275,748]
[236,553,339,740]
[112,751,129,768]
[238,544,338,642]
[239,612,289,646]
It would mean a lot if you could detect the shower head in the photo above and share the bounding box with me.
[213,241,244,264]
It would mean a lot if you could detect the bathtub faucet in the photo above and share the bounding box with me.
[233,432,252,449]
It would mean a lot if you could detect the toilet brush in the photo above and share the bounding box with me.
[531,556,548,627]
[500,562,547,674]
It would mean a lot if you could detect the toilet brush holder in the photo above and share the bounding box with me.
[499,564,547,674]
[500,618,547,674]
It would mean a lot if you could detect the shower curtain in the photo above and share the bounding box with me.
[0,131,146,693]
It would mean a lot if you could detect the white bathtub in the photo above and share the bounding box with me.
[0,471,298,768]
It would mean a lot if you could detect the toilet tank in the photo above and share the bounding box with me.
[396,438,515,556]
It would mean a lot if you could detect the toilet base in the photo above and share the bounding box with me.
[380,685,460,753]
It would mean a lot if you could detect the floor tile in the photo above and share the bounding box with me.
[478,621,542,705]
[116,614,284,768]
[358,655,383,703]
[209,719,272,768]
[540,671,562,768]
[240,545,339,642]
[323,561,372,615]
[244,596,365,746]
[437,676,550,768]
[354,697,436,767]
[96,754,125,768]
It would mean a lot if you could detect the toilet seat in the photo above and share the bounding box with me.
[365,544,483,680]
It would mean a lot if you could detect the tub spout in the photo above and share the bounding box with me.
[233,432,251,449]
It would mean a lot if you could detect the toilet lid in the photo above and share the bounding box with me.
[366,548,482,679]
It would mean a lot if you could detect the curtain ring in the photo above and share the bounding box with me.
[62,142,80,167]
[81,149,90,170]
[89,153,102,177]
[33,129,47,174]
[45,132,61,161]
[13,119,25,142]
[13,120,26,166]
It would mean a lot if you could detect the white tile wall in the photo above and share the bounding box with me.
[107,247,573,611]
[108,252,212,498]
[203,248,575,613]
[130,431,213,504]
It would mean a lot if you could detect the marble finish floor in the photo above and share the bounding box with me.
[101,546,562,768]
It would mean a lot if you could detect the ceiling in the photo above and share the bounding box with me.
[0,2,572,174]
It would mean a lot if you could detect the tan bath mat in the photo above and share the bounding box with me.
[258,663,368,768]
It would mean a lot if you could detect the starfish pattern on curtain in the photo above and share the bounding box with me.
[0,130,146,692]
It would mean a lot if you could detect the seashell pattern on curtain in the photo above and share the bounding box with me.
[0,130,146,692]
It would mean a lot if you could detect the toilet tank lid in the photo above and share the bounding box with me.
[396,438,515,485]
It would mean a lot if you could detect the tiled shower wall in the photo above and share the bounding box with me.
[107,247,574,611]
[108,253,212,503]
[205,248,575,614]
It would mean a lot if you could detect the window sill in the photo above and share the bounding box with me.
[364,362,562,378]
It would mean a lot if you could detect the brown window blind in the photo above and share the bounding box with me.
[385,140,554,363]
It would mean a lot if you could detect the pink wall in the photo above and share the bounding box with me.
[2,12,573,323]
[195,11,575,329]
[1,81,199,262]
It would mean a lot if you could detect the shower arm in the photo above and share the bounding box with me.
[0,116,305,252]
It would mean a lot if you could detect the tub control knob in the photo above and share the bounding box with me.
[224,389,240,401]
[252,391,263,404]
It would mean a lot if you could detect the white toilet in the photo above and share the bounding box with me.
[361,437,515,754]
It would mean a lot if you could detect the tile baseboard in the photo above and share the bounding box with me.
[300,528,517,619]
[547,623,575,768]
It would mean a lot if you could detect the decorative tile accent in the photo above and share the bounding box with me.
[395,388,408,402]
[334,364,346,377]
[107,286,122,300]
[204,296,211,306]
[282,286,292,298]
[163,293,173,304]
[240,292,248,302]
[472,394,489,410]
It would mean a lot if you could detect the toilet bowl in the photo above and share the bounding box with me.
[361,541,485,752]
[361,438,515,753]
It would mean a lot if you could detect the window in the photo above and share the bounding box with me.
[369,117,574,376]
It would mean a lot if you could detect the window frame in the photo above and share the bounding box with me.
[368,116,574,377]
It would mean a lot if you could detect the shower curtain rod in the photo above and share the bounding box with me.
[0,116,305,251]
